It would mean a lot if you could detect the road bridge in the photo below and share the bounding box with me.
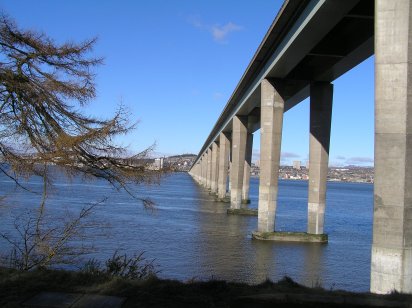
[188,0,411,294]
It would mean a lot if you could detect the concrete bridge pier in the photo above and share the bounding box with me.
[199,155,205,185]
[371,0,412,294]
[190,162,199,182]
[196,162,201,183]
[196,163,201,183]
[257,79,284,232]
[201,154,206,186]
[197,162,202,183]
[206,147,212,190]
[218,132,230,200]
[199,164,202,184]
[210,141,219,194]
[307,82,333,235]
[228,150,232,195]
[200,155,204,185]
[202,155,208,186]
[242,132,253,204]
[230,116,248,209]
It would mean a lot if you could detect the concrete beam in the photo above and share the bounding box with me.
[218,132,230,199]
[230,116,248,209]
[371,0,412,294]
[258,79,284,232]
[308,82,333,235]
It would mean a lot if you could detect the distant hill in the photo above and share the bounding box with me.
[166,154,196,159]
[164,154,196,172]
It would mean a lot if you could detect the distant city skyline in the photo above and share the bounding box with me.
[1,1,374,166]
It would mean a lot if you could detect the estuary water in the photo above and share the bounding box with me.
[0,171,373,292]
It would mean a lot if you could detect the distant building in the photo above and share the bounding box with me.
[153,157,164,170]
[293,160,301,170]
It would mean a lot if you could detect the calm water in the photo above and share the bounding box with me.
[0,171,373,292]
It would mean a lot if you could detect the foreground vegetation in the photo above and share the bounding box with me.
[1,267,411,307]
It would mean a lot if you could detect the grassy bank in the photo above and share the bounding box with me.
[1,267,411,307]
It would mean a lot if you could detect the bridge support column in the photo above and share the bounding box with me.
[205,152,208,187]
[189,163,197,181]
[307,82,333,235]
[258,79,284,232]
[205,150,209,187]
[206,148,212,190]
[218,132,230,200]
[242,132,253,204]
[371,0,412,294]
[228,149,232,194]
[196,163,201,182]
[200,154,206,186]
[198,158,202,184]
[211,141,219,194]
[195,163,201,182]
[230,116,248,209]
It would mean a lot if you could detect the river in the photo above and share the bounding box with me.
[0,171,373,292]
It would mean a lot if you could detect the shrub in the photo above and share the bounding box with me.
[81,251,158,281]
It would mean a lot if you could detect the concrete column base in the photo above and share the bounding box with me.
[216,196,230,203]
[308,202,326,235]
[227,208,258,216]
[230,188,242,209]
[371,246,412,294]
[252,231,328,243]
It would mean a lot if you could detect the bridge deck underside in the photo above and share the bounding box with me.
[203,0,374,146]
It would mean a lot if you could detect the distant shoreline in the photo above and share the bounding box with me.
[249,174,373,184]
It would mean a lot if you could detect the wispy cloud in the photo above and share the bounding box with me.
[252,150,301,163]
[211,22,243,42]
[213,92,224,100]
[281,152,301,158]
[188,16,243,43]
[252,151,373,166]
[345,156,374,165]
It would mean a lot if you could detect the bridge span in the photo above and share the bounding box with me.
[189,0,411,294]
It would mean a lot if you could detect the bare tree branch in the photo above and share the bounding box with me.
[0,14,163,200]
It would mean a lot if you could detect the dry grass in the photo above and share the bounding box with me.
[0,267,411,308]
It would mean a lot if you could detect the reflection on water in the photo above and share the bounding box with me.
[0,172,372,292]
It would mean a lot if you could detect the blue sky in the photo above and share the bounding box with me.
[1,1,374,166]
